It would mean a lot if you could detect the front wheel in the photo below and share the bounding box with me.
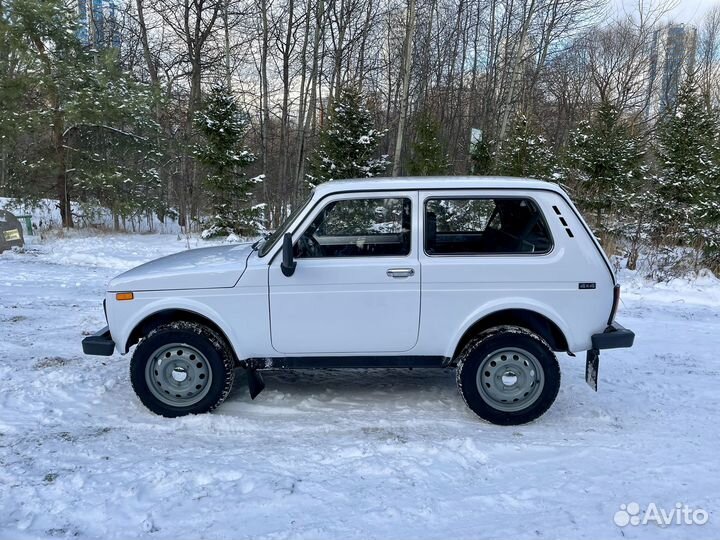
[130,321,236,417]
[456,326,561,425]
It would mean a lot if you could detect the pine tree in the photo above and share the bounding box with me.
[469,138,494,175]
[654,74,720,258]
[194,86,261,238]
[69,56,166,228]
[564,100,646,239]
[0,0,164,227]
[494,116,555,180]
[407,113,450,175]
[307,87,390,185]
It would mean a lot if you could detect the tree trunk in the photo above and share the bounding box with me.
[259,0,271,223]
[53,109,73,228]
[29,33,73,227]
[135,0,158,84]
[499,0,536,142]
[293,0,314,200]
[278,0,296,217]
[327,0,348,111]
[356,0,373,90]
[223,0,232,88]
[296,0,325,191]
[392,0,416,177]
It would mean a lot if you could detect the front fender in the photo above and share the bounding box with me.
[444,297,576,358]
[108,295,242,358]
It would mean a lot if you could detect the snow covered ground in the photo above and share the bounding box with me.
[1,233,719,539]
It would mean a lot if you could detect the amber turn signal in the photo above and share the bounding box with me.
[116,292,134,301]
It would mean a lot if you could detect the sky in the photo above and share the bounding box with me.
[613,0,718,24]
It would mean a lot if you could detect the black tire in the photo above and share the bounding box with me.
[130,321,235,417]
[455,325,561,425]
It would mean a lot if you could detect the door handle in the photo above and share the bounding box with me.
[386,268,415,278]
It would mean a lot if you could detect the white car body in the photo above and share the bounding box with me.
[96,177,623,365]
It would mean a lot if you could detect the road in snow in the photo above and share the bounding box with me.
[0,233,719,539]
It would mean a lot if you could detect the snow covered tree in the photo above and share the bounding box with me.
[654,74,720,261]
[494,116,555,180]
[306,87,389,185]
[194,86,261,237]
[469,138,494,175]
[67,57,167,229]
[0,0,163,228]
[564,101,647,238]
[407,113,450,176]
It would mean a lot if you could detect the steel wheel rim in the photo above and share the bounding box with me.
[145,343,213,407]
[476,347,545,412]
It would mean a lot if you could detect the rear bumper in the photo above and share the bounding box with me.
[82,326,116,356]
[591,322,635,350]
[585,322,634,391]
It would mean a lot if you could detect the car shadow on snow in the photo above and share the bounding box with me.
[257,367,455,392]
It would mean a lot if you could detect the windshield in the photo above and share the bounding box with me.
[258,191,315,257]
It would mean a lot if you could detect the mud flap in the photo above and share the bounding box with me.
[247,369,265,400]
[585,349,599,391]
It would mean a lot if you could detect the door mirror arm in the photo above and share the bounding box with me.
[281,233,297,277]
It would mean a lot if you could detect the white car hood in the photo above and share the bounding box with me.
[108,244,254,292]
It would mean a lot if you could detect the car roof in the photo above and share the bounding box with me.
[312,176,566,197]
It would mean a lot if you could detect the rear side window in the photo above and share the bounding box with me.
[425,197,552,255]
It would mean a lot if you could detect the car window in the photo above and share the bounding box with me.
[425,197,552,255]
[295,197,411,258]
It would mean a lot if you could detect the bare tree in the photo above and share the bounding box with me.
[391,0,416,176]
[698,5,720,109]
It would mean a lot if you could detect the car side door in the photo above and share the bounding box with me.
[268,191,420,355]
[415,189,564,354]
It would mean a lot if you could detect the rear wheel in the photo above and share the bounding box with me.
[130,321,235,417]
[456,326,561,425]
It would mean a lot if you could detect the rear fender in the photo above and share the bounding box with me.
[446,297,575,359]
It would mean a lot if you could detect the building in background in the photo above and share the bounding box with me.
[646,23,698,119]
[77,0,121,50]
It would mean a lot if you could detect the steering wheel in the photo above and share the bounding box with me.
[297,233,323,257]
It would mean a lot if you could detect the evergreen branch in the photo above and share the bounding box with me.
[63,124,149,142]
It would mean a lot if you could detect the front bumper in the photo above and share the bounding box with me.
[585,322,635,391]
[82,326,116,356]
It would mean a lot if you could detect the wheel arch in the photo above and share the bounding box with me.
[449,308,570,363]
[123,308,239,365]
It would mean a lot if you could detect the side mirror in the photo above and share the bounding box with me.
[280,232,296,277]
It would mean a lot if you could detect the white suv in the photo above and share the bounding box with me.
[82,177,634,425]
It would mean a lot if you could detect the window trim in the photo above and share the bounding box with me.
[263,187,614,286]
[422,195,555,257]
[294,195,414,260]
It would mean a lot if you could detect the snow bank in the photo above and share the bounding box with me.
[618,266,720,307]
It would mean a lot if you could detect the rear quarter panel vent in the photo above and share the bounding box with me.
[552,205,574,238]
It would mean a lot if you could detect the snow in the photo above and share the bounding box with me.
[618,266,720,307]
[1,234,719,539]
